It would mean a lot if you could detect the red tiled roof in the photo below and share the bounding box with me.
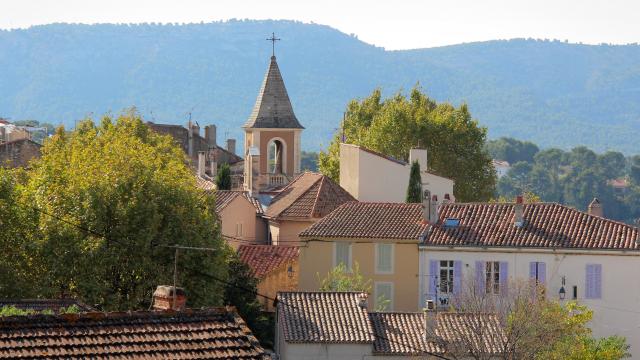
[299,202,428,240]
[216,190,263,214]
[425,202,640,250]
[0,299,93,313]
[277,292,374,344]
[238,245,299,278]
[195,176,216,192]
[370,312,503,355]
[265,172,355,220]
[0,308,267,359]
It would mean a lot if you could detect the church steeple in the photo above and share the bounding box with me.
[243,55,304,129]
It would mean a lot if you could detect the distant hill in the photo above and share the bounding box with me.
[1,20,639,153]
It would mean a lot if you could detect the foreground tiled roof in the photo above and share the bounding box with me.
[425,202,640,250]
[0,299,93,313]
[277,292,374,344]
[216,190,263,214]
[265,172,355,220]
[299,202,428,240]
[238,245,299,278]
[370,312,503,356]
[0,308,267,359]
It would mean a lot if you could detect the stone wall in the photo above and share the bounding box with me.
[0,139,42,168]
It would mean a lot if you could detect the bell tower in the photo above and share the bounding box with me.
[244,34,304,193]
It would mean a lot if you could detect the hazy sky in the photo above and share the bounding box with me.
[2,0,639,49]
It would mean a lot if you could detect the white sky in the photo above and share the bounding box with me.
[1,0,639,50]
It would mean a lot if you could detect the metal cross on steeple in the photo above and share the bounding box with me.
[266,32,281,57]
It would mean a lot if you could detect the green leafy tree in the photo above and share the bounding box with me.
[406,161,422,203]
[216,163,231,190]
[486,137,540,164]
[318,263,390,311]
[318,87,496,201]
[223,253,272,347]
[22,110,228,310]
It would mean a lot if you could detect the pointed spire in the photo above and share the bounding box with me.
[244,56,304,129]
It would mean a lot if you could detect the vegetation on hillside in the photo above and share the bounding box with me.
[318,87,496,202]
[491,137,640,224]
[1,21,639,152]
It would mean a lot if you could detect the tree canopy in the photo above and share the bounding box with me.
[1,110,229,310]
[318,87,496,202]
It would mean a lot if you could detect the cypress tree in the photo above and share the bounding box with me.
[216,163,231,190]
[406,160,422,203]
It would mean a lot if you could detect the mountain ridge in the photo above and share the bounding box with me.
[1,20,638,153]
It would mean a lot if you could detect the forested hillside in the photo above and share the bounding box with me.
[1,20,639,152]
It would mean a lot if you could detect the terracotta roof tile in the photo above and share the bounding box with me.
[426,202,640,250]
[370,312,503,356]
[238,245,299,278]
[277,292,374,344]
[215,190,263,214]
[265,172,355,220]
[195,176,216,192]
[299,202,428,240]
[0,308,267,359]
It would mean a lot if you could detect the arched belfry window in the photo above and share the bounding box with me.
[267,139,285,174]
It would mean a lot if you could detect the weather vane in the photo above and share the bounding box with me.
[266,32,281,57]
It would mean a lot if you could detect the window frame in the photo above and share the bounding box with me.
[439,260,455,294]
[374,281,394,310]
[486,261,501,295]
[333,241,352,271]
[375,243,394,274]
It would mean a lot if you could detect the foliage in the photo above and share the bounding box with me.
[496,138,640,223]
[318,87,496,201]
[216,163,231,190]
[486,137,539,164]
[406,161,422,203]
[0,305,81,316]
[317,262,390,311]
[223,252,272,347]
[15,109,228,310]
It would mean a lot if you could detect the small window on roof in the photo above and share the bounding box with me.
[443,218,461,228]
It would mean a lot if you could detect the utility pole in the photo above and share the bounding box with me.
[160,245,217,310]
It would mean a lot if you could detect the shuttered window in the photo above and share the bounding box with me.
[376,243,394,274]
[334,242,352,270]
[375,282,394,311]
[585,264,602,299]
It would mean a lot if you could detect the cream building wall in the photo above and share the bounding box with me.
[299,239,421,312]
[269,220,315,245]
[219,197,267,249]
[419,246,640,357]
[339,143,454,203]
[258,260,299,312]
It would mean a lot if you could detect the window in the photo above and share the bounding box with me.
[375,282,394,310]
[585,264,602,299]
[267,139,285,174]
[375,243,394,274]
[439,260,455,294]
[334,242,352,270]
[486,261,501,295]
[235,223,243,237]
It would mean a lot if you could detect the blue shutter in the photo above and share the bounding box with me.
[429,260,438,302]
[499,261,509,295]
[585,264,594,299]
[475,261,485,294]
[453,261,462,295]
[538,262,546,285]
[529,262,537,280]
[594,264,602,299]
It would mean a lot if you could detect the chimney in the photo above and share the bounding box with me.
[514,195,524,227]
[210,160,218,178]
[191,122,200,137]
[588,198,603,218]
[204,125,217,149]
[422,188,431,222]
[442,193,452,204]
[430,195,439,224]
[197,151,206,177]
[423,305,437,337]
[152,285,186,311]
[409,148,428,171]
[358,293,368,309]
[226,138,236,155]
[187,121,194,157]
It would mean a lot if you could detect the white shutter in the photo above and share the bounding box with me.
[334,242,352,270]
[375,282,394,310]
[376,243,393,273]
